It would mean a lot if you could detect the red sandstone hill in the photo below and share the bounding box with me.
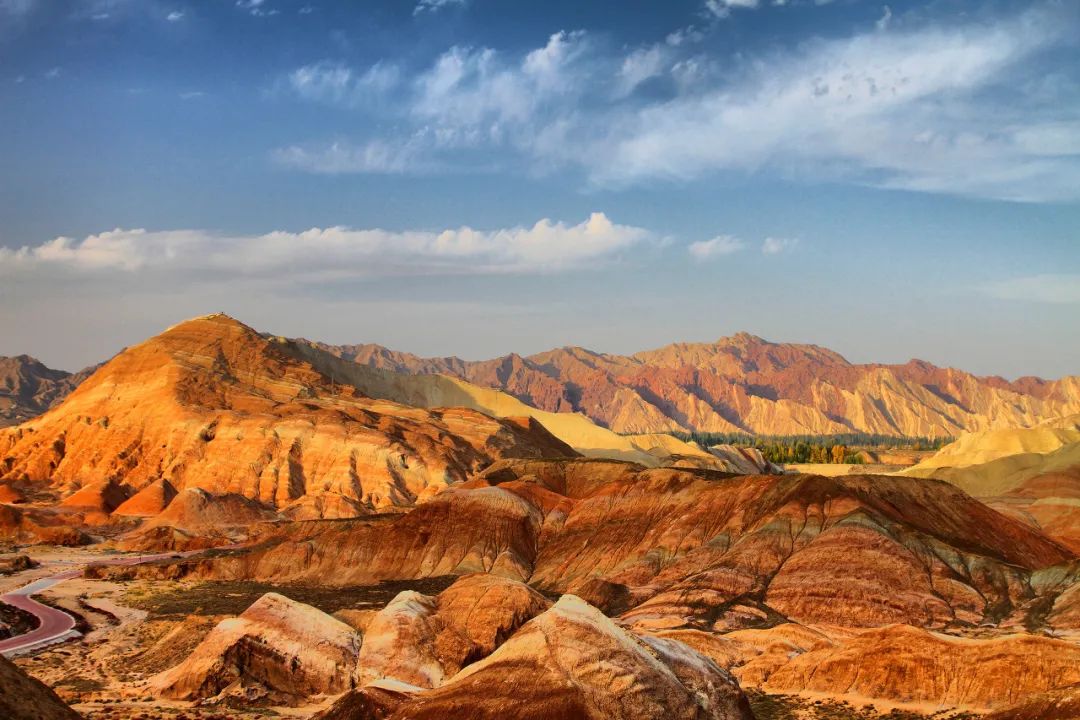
[314,334,1080,437]
[106,458,1080,710]
[125,460,1075,628]
[0,314,575,526]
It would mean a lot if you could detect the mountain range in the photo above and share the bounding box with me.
[2,313,1080,719]
[6,329,1079,438]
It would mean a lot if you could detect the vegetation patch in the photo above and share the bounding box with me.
[127,576,459,618]
[747,691,979,720]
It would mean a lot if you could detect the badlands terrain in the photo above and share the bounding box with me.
[1,314,1079,719]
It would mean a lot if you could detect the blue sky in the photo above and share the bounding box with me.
[0,0,1077,379]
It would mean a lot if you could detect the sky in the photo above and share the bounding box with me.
[0,0,1077,379]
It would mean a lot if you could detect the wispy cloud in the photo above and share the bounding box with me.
[688,235,745,259]
[274,139,424,174]
[166,10,183,22]
[414,0,466,17]
[179,90,204,100]
[236,0,277,17]
[876,5,892,31]
[704,0,759,20]
[43,66,60,79]
[276,4,1080,202]
[983,274,1080,304]
[287,60,399,105]
[0,213,649,278]
[762,237,798,255]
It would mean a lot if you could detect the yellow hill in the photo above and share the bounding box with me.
[898,415,1080,495]
[282,339,714,468]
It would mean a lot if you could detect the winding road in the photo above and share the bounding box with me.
[0,551,191,656]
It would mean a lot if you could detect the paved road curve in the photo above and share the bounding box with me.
[0,551,193,656]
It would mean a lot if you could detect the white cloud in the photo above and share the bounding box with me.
[762,237,798,255]
[414,0,466,16]
[876,5,892,31]
[166,10,183,22]
[236,0,277,17]
[590,6,1080,201]
[615,45,666,97]
[688,235,745,259]
[704,0,759,19]
[43,67,60,79]
[0,213,648,278]
[983,274,1080,304]
[278,5,1080,203]
[179,90,204,100]
[288,60,399,105]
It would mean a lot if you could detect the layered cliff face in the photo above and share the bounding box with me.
[140,459,1075,630]
[0,314,576,518]
[0,355,96,429]
[319,333,1080,438]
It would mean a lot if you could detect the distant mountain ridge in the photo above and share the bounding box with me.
[0,355,98,428]
[6,331,1079,438]
[310,333,1080,438]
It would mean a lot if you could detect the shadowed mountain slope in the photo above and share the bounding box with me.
[0,356,97,429]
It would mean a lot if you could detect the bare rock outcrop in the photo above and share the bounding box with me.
[111,478,178,517]
[364,595,753,720]
[117,487,278,550]
[357,574,550,688]
[150,592,361,702]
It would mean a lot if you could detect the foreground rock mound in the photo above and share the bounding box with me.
[326,595,753,720]
[0,314,576,518]
[357,574,550,688]
[151,592,360,703]
[0,654,82,720]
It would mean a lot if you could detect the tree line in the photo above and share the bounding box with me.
[666,432,953,465]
